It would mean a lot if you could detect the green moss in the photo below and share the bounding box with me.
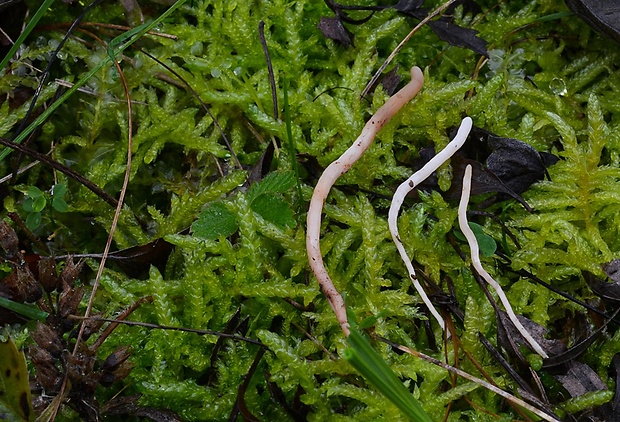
[3,0,620,419]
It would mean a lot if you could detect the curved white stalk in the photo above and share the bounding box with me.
[458,164,548,358]
[388,117,473,330]
[307,67,425,336]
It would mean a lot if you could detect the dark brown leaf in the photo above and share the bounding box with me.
[364,66,402,97]
[105,238,174,279]
[448,155,533,210]
[555,360,607,397]
[393,0,488,56]
[443,126,558,209]
[31,322,63,357]
[37,257,59,293]
[602,259,620,283]
[496,310,566,361]
[542,309,617,368]
[427,19,488,56]
[485,133,559,195]
[392,0,424,14]
[566,0,620,44]
[317,16,354,48]
[319,1,488,56]
[584,270,620,302]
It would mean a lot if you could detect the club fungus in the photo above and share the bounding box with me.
[388,116,473,330]
[307,66,424,336]
[458,164,548,358]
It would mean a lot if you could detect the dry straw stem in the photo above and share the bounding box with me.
[388,116,472,331]
[457,164,548,358]
[393,342,561,422]
[307,66,425,336]
[361,0,458,98]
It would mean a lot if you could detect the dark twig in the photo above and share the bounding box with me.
[68,316,265,346]
[258,21,278,120]
[0,137,119,208]
[138,48,243,170]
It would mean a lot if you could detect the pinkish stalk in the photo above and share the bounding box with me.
[307,67,425,336]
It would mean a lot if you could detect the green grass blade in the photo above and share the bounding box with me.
[345,329,433,422]
[0,296,48,322]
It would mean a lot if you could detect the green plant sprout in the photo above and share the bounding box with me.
[20,183,68,230]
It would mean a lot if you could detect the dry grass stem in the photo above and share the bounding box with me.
[394,342,561,422]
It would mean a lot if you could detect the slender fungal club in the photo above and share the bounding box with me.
[458,164,548,358]
[307,67,425,336]
[388,116,473,330]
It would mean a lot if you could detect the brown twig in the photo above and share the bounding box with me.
[361,0,458,99]
[0,137,119,208]
[51,47,134,422]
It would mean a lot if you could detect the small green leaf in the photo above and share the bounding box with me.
[247,170,296,203]
[251,194,295,228]
[51,183,67,197]
[468,222,497,257]
[0,337,35,421]
[25,212,41,230]
[22,198,33,212]
[192,202,238,240]
[52,197,69,212]
[27,186,43,199]
[32,196,47,213]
